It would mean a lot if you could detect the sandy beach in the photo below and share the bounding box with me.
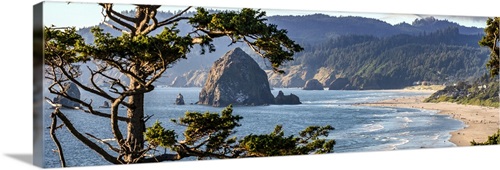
[359,92,500,146]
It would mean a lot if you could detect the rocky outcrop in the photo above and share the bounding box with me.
[169,70,208,87]
[170,76,188,87]
[267,65,313,88]
[313,67,336,87]
[198,47,275,107]
[303,79,324,90]
[53,82,81,108]
[328,78,350,90]
[175,93,185,105]
[274,90,301,105]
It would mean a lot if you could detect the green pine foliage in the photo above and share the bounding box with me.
[478,17,499,77]
[165,105,336,159]
[471,129,500,145]
[239,125,335,156]
[144,121,177,148]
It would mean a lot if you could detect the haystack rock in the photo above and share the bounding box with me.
[303,79,324,90]
[198,47,275,107]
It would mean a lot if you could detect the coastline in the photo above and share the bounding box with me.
[358,91,500,146]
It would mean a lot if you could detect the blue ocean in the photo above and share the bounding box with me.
[42,87,464,167]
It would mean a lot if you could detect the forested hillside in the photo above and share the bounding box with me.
[271,27,489,89]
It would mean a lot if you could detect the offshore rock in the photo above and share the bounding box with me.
[303,79,324,90]
[274,90,301,105]
[175,93,185,105]
[198,47,275,107]
[53,82,81,108]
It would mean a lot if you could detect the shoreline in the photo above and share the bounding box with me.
[358,93,499,146]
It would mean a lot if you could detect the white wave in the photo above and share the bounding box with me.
[398,131,410,136]
[372,114,386,117]
[390,139,410,150]
[431,134,440,140]
[363,123,384,132]
[402,117,413,123]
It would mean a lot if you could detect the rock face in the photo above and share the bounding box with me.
[170,76,188,87]
[267,65,310,88]
[175,93,185,105]
[53,82,81,108]
[198,47,275,107]
[328,78,350,90]
[274,90,301,105]
[169,70,208,87]
[303,79,324,90]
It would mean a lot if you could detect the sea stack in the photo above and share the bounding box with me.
[175,93,185,105]
[274,90,301,105]
[53,82,81,108]
[198,47,275,107]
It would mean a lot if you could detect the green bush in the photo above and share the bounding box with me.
[471,129,500,145]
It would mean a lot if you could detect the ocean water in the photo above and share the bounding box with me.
[42,87,464,167]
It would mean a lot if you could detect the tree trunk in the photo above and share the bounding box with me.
[124,69,146,163]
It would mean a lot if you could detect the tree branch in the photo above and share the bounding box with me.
[141,153,182,162]
[46,90,130,122]
[110,95,127,148]
[103,21,131,34]
[140,8,159,35]
[157,6,192,27]
[100,3,137,22]
[54,109,123,164]
[85,133,121,153]
[99,3,136,36]
[87,66,109,97]
[56,63,116,103]
[49,110,66,168]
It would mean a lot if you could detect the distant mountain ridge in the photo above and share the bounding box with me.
[73,10,488,89]
[267,14,484,44]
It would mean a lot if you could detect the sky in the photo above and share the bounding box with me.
[42,0,493,29]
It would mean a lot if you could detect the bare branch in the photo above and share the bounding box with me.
[102,3,137,22]
[85,133,121,153]
[87,66,108,96]
[243,37,265,59]
[46,91,130,122]
[157,6,192,27]
[100,58,148,89]
[140,8,159,35]
[54,109,124,164]
[110,95,128,148]
[49,110,66,167]
[103,22,131,34]
[99,3,136,36]
[56,63,116,102]
[142,153,182,162]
